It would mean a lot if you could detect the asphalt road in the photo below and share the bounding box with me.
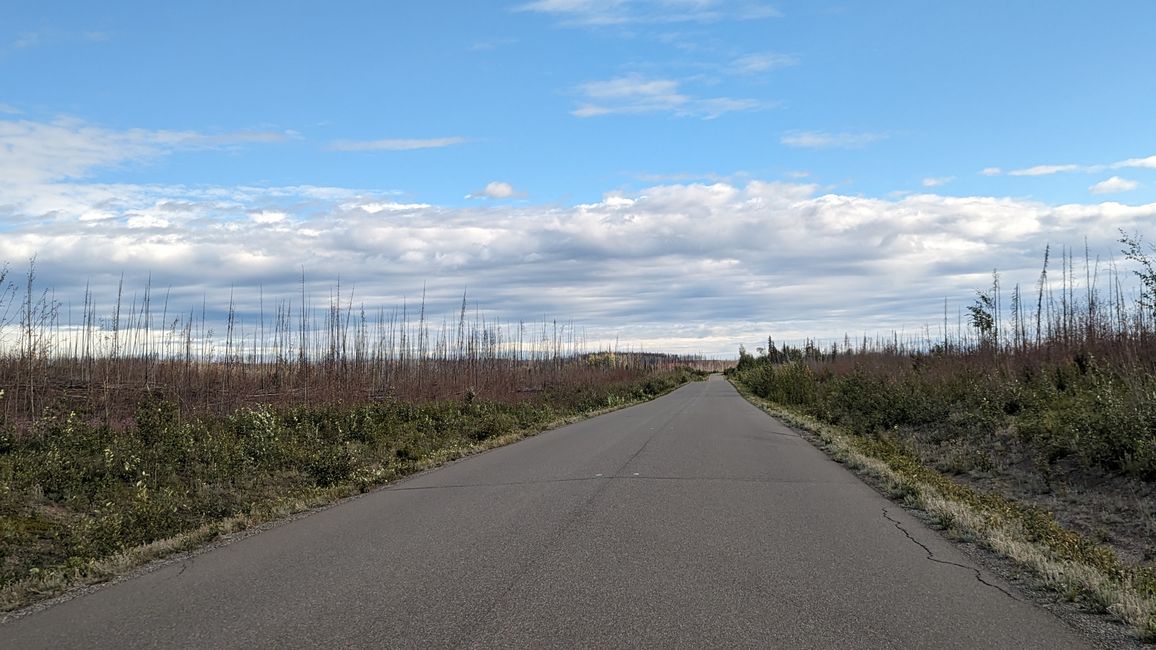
[2,375,1092,648]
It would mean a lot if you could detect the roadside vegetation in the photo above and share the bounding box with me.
[729,234,1156,640]
[0,263,708,611]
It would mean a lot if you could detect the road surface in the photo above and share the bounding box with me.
[1,375,1091,648]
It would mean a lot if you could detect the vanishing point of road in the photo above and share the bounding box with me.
[1,375,1094,648]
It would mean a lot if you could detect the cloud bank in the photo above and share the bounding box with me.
[4,115,1154,356]
[3,172,1153,355]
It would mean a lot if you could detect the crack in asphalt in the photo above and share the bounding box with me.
[169,557,193,581]
[881,507,1019,601]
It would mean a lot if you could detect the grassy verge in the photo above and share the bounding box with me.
[0,367,706,613]
[730,378,1156,641]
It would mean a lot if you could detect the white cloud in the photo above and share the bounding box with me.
[0,103,20,114]
[1113,155,1156,170]
[514,0,779,26]
[737,4,782,19]
[694,97,770,118]
[980,167,1002,176]
[1089,176,1139,194]
[515,0,631,25]
[996,154,1156,177]
[467,181,525,200]
[328,136,467,152]
[922,176,953,188]
[1007,163,1081,177]
[352,201,433,213]
[581,75,685,102]
[124,213,170,229]
[731,52,799,74]
[780,130,887,149]
[248,210,288,224]
[6,30,111,50]
[573,76,689,117]
[0,116,290,183]
[572,74,767,118]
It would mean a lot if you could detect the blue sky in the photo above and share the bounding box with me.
[2,1,1156,355]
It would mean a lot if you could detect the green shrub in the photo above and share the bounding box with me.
[304,446,355,487]
[731,351,1156,480]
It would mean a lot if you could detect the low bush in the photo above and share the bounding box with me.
[730,353,1156,480]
